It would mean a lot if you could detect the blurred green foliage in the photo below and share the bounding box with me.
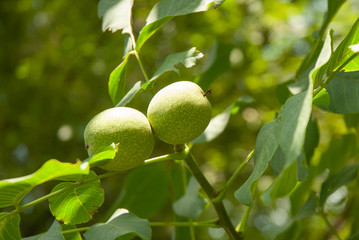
[1,0,359,239]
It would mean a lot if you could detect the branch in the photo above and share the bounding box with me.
[0,152,182,221]
[59,220,221,236]
[319,208,342,240]
[184,149,242,240]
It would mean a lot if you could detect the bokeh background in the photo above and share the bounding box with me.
[1,0,359,239]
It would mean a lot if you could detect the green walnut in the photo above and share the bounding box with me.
[147,81,212,144]
[84,107,154,171]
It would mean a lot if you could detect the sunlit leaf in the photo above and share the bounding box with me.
[326,18,359,72]
[279,81,313,167]
[235,119,281,206]
[319,163,359,206]
[312,18,359,89]
[84,209,151,240]
[84,144,118,168]
[144,47,203,89]
[136,0,222,51]
[349,43,359,53]
[296,0,346,78]
[312,88,330,109]
[173,177,206,218]
[49,172,104,225]
[112,46,205,106]
[108,53,132,105]
[310,30,334,86]
[98,0,134,34]
[0,160,89,209]
[0,213,20,240]
[195,41,233,91]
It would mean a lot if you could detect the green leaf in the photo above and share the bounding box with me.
[195,40,233,91]
[276,222,301,240]
[289,175,313,216]
[344,113,359,129]
[61,224,81,240]
[173,177,206,218]
[192,96,254,144]
[108,54,132,105]
[293,192,316,221]
[148,47,203,83]
[296,0,346,78]
[116,81,143,107]
[269,147,286,176]
[22,220,64,240]
[136,0,221,51]
[84,209,151,240]
[261,160,297,206]
[235,119,281,206]
[347,232,359,240]
[349,204,359,238]
[0,213,20,240]
[40,220,64,240]
[326,18,359,72]
[326,1,347,25]
[279,81,313,167]
[141,48,203,91]
[311,18,359,92]
[275,80,294,105]
[84,144,118,168]
[0,160,89,209]
[303,118,319,164]
[312,88,330,109]
[318,134,357,174]
[296,155,309,182]
[319,163,359,206]
[116,164,168,219]
[326,72,359,113]
[49,172,104,225]
[22,235,41,240]
[98,0,134,34]
[310,30,334,86]
[170,164,192,240]
[190,105,231,144]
